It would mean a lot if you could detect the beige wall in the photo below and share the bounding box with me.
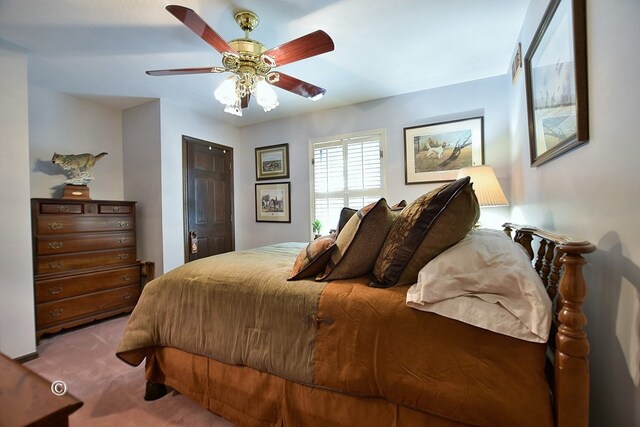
[28,85,124,200]
[238,75,512,250]
[0,40,36,358]
[510,0,640,424]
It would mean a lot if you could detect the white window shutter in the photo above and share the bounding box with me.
[310,130,386,236]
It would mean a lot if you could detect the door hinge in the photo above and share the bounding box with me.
[380,150,384,158]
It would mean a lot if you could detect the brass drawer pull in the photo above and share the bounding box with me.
[116,220,129,228]
[56,206,68,212]
[49,308,64,318]
[121,274,132,281]
[48,261,64,269]
[119,237,129,244]
[123,292,133,300]
[48,222,63,230]
[48,241,64,249]
[118,254,129,260]
[112,206,121,213]
[48,286,63,295]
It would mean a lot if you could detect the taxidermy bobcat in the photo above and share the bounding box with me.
[52,152,108,185]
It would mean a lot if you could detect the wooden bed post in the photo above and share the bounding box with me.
[503,223,595,427]
[555,242,595,427]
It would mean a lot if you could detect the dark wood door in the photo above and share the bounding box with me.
[183,136,234,262]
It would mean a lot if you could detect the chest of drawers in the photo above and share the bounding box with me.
[31,198,145,340]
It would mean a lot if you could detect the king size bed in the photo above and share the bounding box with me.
[117,177,595,426]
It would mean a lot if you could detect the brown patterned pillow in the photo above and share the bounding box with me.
[372,177,479,288]
[318,198,395,281]
[336,200,406,235]
[288,234,336,280]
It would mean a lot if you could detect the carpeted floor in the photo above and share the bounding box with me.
[25,315,234,426]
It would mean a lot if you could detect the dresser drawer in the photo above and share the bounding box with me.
[35,266,140,303]
[36,232,135,255]
[39,202,83,214]
[36,215,134,234]
[98,204,133,214]
[36,285,140,328]
[36,248,137,275]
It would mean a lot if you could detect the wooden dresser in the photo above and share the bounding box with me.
[31,198,143,340]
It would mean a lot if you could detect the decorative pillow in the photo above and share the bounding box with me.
[405,229,552,343]
[372,177,479,287]
[336,207,357,234]
[288,234,337,280]
[318,198,395,281]
[335,200,406,235]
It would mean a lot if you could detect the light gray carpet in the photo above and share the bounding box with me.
[25,315,234,426]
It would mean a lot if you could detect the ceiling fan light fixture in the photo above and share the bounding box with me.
[223,97,243,116]
[214,75,239,106]
[254,77,279,112]
[152,5,334,116]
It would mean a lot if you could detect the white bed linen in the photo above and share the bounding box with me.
[406,228,552,343]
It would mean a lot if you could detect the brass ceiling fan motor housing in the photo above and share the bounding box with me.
[224,10,272,76]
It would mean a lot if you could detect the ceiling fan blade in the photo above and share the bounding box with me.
[269,72,326,100]
[166,5,238,55]
[241,94,250,109]
[146,67,226,76]
[262,30,334,67]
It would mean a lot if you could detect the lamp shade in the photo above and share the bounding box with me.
[457,165,509,207]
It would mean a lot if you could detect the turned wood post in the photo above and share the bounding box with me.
[555,242,595,427]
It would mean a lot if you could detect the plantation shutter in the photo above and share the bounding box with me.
[311,130,385,236]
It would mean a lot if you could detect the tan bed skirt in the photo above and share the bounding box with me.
[145,346,469,427]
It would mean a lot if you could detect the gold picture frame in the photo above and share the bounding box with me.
[255,143,289,180]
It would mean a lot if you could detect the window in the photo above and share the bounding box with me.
[309,129,386,236]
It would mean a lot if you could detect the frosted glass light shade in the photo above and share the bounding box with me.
[457,165,509,207]
[214,76,238,106]
[254,78,279,112]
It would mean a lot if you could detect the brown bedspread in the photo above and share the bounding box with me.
[118,243,325,383]
[117,243,553,426]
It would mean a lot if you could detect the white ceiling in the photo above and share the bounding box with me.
[0,0,530,127]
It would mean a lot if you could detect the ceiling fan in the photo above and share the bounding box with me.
[146,5,335,116]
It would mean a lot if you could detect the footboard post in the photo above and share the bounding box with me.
[555,242,595,427]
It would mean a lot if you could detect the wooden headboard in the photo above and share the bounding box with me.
[503,223,595,427]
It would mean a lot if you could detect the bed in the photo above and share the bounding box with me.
[116,177,595,427]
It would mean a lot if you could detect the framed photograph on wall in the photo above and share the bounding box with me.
[255,182,291,223]
[524,0,589,167]
[255,143,289,180]
[404,116,484,184]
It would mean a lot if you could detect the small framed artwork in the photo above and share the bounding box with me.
[511,42,522,84]
[255,143,289,180]
[524,0,589,167]
[255,182,291,223]
[404,116,484,184]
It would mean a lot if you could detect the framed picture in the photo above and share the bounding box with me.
[404,116,484,184]
[255,143,289,180]
[511,42,522,84]
[255,182,291,223]
[524,0,589,167]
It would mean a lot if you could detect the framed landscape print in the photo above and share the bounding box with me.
[255,182,291,223]
[524,0,589,167]
[404,116,484,184]
[255,143,289,180]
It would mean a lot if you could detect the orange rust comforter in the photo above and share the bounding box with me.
[117,243,553,426]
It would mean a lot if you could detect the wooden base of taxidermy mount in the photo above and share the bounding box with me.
[63,184,90,200]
